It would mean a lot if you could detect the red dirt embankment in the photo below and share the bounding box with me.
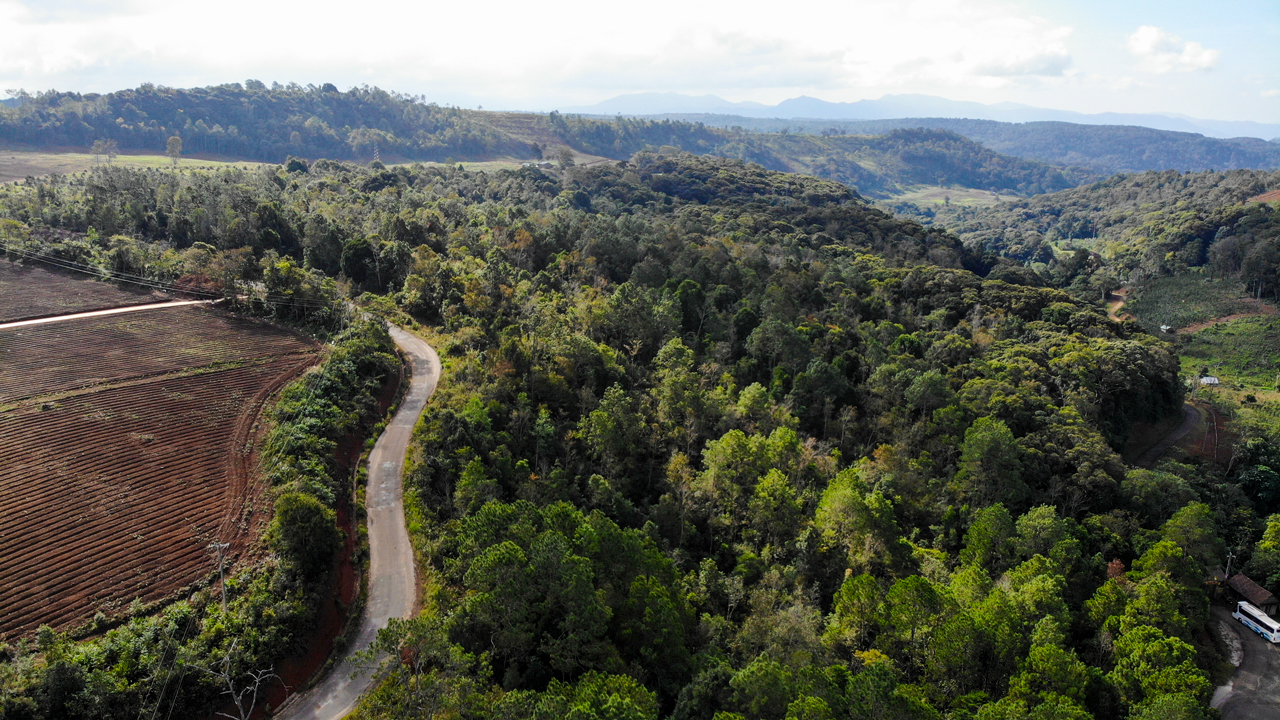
[1248,189,1280,204]
[255,354,405,717]
[1179,401,1235,465]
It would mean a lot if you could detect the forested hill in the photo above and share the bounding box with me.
[0,151,1227,720]
[645,114,1280,176]
[921,169,1280,303]
[935,169,1280,263]
[0,83,1074,197]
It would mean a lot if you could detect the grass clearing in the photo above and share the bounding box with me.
[0,148,262,183]
[1181,315,1280,390]
[393,159,530,173]
[886,184,1018,208]
[1181,315,1280,435]
[1123,275,1253,333]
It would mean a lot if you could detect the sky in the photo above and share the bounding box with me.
[1,0,1277,123]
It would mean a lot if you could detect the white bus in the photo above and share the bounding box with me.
[1233,601,1280,643]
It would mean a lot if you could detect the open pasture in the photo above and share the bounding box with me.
[0,304,314,403]
[0,259,165,322]
[0,148,261,184]
[0,356,315,637]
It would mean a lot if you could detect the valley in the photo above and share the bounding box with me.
[0,81,1276,720]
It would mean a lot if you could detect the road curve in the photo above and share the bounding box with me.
[1136,403,1202,468]
[274,326,438,719]
[1212,605,1280,720]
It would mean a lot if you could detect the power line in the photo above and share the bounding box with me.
[2,243,346,310]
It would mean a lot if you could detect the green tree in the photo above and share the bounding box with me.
[166,135,182,167]
[824,573,882,653]
[1159,502,1223,573]
[1106,626,1210,708]
[730,657,795,720]
[959,504,1016,575]
[267,491,342,580]
[955,417,1027,508]
[886,575,944,651]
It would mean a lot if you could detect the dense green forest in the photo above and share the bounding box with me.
[908,170,1280,304]
[0,84,1073,197]
[652,114,1280,176]
[1,151,1269,720]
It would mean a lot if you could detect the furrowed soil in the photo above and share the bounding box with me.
[0,266,322,637]
[0,356,316,637]
[0,304,314,402]
[0,259,165,322]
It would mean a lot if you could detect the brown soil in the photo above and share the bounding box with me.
[1106,287,1132,322]
[0,356,316,637]
[254,358,404,717]
[1176,298,1278,334]
[1248,189,1280,204]
[0,304,315,402]
[0,259,165,323]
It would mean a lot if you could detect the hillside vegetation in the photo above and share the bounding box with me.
[1,84,1073,197]
[653,114,1280,176]
[921,169,1280,301]
[0,153,1252,720]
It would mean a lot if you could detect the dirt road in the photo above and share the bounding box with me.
[0,299,213,329]
[1212,605,1280,719]
[1135,403,1202,468]
[274,326,439,720]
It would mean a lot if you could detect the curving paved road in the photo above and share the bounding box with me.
[274,326,438,719]
[1136,403,1202,468]
[1212,605,1280,719]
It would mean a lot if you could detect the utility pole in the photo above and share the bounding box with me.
[208,541,230,614]
[1226,548,1237,579]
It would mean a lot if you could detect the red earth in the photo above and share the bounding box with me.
[0,356,317,637]
[0,259,165,323]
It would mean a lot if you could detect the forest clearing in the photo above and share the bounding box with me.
[0,268,318,638]
[0,148,257,184]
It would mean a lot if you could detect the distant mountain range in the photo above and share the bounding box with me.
[560,93,1280,141]
[629,115,1280,176]
[3,83,1277,197]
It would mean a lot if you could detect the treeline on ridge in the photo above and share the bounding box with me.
[652,114,1280,176]
[2,83,1074,197]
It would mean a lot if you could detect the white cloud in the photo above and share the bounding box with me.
[0,0,1077,104]
[1127,25,1219,73]
[1264,89,1280,98]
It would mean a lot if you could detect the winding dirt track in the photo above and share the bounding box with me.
[274,326,438,720]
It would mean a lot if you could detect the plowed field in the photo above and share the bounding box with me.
[0,305,314,402]
[0,357,315,637]
[0,260,164,322]
[0,266,320,638]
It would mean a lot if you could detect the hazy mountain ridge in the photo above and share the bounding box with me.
[632,115,1280,176]
[0,84,1076,198]
[563,91,1280,140]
